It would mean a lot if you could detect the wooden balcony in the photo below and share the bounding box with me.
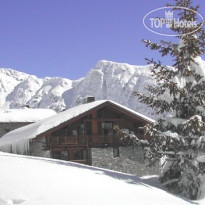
[48,135,122,148]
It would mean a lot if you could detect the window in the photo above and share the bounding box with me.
[78,123,85,135]
[86,121,92,135]
[72,149,87,160]
[52,151,61,159]
[52,151,69,161]
[72,130,78,136]
[71,123,85,136]
[61,151,69,160]
[113,147,119,158]
[52,149,88,161]
[102,122,113,135]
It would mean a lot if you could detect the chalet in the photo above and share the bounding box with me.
[0,100,159,176]
[0,108,56,137]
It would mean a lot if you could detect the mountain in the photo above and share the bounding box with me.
[0,61,157,118]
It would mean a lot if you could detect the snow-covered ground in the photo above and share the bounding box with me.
[0,152,201,205]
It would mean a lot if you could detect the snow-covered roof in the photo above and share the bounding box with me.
[0,108,56,123]
[0,100,154,147]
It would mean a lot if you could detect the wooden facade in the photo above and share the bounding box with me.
[36,102,152,165]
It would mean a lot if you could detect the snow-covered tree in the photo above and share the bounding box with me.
[136,0,205,199]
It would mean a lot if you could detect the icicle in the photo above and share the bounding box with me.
[0,139,30,155]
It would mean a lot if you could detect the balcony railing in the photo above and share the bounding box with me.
[49,135,122,147]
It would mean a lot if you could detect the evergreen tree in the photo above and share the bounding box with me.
[136,0,205,199]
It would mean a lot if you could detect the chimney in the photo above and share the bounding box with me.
[82,96,95,104]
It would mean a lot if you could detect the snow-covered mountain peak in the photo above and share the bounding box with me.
[61,60,157,117]
[94,60,153,77]
[0,68,29,81]
[95,60,136,71]
[0,61,156,117]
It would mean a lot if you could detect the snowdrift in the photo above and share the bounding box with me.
[0,152,199,205]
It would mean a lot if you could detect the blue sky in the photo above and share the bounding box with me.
[0,0,204,80]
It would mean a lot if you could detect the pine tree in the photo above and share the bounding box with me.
[136,0,205,199]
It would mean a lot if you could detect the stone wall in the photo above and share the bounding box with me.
[29,138,51,158]
[0,122,31,137]
[91,146,160,176]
